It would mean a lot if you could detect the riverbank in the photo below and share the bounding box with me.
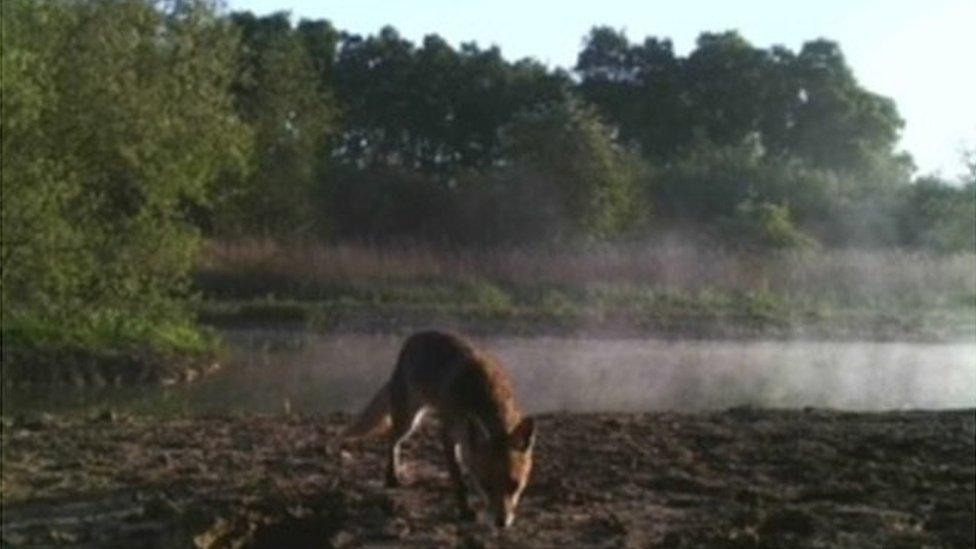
[195,241,976,343]
[0,318,223,388]
[2,409,973,547]
[197,298,975,343]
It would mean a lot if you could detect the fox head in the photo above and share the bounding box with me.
[466,416,536,528]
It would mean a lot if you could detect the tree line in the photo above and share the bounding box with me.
[210,9,972,250]
[2,0,973,338]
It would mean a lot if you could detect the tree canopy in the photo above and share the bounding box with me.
[2,0,248,332]
[3,4,972,334]
[576,28,910,178]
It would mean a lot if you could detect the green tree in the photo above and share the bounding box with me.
[331,27,568,174]
[576,29,909,180]
[897,176,976,252]
[218,12,336,238]
[332,26,420,169]
[500,101,647,240]
[295,18,340,91]
[1,0,248,341]
[683,31,771,148]
[785,39,909,178]
[576,27,688,159]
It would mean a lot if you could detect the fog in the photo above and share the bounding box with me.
[227,331,976,414]
[12,330,971,417]
[490,336,976,413]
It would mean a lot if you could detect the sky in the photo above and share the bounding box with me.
[228,0,976,178]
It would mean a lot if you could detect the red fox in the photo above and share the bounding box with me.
[342,331,536,529]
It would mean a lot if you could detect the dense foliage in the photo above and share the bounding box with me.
[1,2,972,358]
[1,0,247,350]
[203,13,970,250]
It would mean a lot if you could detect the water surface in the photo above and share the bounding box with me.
[5,330,975,416]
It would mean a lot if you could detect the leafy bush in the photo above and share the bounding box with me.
[718,200,819,250]
[498,101,648,241]
[1,0,247,350]
[644,138,922,248]
[896,178,976,253]
[327,164,457,242]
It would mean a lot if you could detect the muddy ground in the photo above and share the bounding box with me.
[1,408,973,548]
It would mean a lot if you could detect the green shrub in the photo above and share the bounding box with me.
[718,200,819,250]
[1,0,247,354]
[499,101,648,241]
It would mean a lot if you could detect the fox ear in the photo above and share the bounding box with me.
[509,417,536,452]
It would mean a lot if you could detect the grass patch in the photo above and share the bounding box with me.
[195,281,975,341]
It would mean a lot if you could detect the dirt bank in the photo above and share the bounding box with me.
[1,347,222,389]
[1,409,973,547]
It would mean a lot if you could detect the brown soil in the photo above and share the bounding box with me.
[1,408,973,548]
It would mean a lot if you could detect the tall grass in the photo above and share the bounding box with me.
[198,239,975,307]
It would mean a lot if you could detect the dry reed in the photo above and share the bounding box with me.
[199,239,975,304]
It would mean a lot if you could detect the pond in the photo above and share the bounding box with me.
[4,330,975,417]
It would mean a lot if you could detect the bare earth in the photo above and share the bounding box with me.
[1,409,973,548]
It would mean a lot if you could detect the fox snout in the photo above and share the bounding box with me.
[486,480,526,529]
[471,416,535,529]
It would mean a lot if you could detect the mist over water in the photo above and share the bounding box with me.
[8,330,972,416]
[494,336,976,413]
[221,331,976,413]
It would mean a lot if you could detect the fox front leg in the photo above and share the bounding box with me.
[385,389,425,488]
[441,429,476,520]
